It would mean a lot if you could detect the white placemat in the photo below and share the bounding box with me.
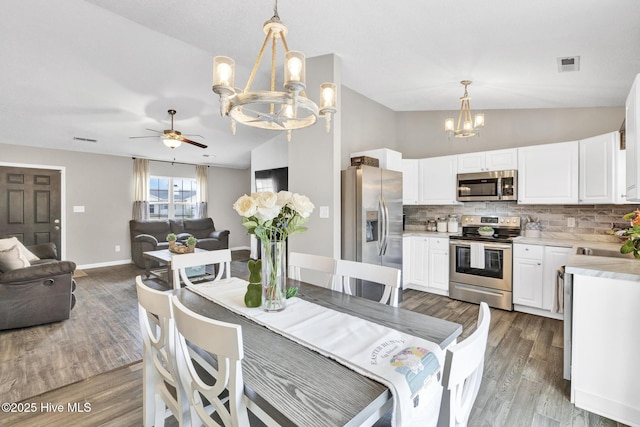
[188,278,444,427]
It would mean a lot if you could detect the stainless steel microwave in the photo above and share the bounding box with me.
[456,170,517,202]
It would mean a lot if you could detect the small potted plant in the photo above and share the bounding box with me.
[185,236,197,253]
[166,233,177,250]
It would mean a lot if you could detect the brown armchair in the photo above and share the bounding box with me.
[0,243,76,330]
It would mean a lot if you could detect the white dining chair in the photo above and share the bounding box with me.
[437,302,491,427]
[334,259,401,306]
[288,251,338,289]
[135,276,190,427]
[171,249,232,289]
[170,295,278,427]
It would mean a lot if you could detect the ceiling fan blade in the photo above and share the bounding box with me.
[181,138,208,149]
[129,135,158,139]
[145,128,162,133]
[182,134,204,139]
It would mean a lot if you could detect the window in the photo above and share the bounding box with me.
[149,176,197,219]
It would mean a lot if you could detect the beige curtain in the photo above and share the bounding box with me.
[132,158,150,220]
[196,164,208,218]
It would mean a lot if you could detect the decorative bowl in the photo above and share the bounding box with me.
[478,230,495,237]
[169,245,189,254]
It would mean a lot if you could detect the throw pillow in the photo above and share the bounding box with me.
[0,245,31,273]
[0,237,39,262]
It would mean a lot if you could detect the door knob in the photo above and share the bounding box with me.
[54,226,60,231]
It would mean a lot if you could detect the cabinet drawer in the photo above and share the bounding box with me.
[430,237,449,250]
[514,244,543,259]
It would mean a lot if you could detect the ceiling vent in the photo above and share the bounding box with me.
[557,56,580,72]
[73,136,97,143]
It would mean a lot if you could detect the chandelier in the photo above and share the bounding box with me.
[211,1,337,141]
[445,80,485,138]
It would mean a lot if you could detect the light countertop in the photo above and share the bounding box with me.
[405,229,640,280]
[403,230,460,238]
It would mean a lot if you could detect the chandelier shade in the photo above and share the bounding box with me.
[445,80,485,138]
[211,1,337,140]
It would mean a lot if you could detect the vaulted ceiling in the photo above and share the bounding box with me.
[1,0,639,168]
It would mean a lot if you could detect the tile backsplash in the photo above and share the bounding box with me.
[404,202,640,237]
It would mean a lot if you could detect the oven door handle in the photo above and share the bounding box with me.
[449,242,512,250]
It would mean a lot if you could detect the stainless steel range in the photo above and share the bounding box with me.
[449,215,521,310]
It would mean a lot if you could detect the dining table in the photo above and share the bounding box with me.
[174,278,462,427]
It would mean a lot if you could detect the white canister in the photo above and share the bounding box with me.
[447,215,459,233]
[436,217,448,233]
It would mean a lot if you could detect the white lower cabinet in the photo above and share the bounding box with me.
[402,236,411,287]
[513,243,570,319]
[427,238,449,293]
[404,235,449,296]
[571,274,640,425]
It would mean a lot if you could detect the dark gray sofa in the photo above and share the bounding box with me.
[0,243,76,330]
[129,218,230,268]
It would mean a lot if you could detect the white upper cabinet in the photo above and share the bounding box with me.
[517,141,579,204]
[401,159,420,205]
[578,132,619,204]
[419,155,459,205]
[458,148,518,173]
[626,73,640,201]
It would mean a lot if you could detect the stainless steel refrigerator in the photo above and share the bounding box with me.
[341,165,403,302]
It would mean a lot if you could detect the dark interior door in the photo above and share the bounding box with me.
[0,166,62,258]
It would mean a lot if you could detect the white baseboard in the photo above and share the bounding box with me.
[77,259,133,270]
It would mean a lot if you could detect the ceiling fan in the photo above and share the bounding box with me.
[129,109,208,149]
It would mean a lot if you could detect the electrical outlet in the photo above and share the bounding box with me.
[115,245,121,252]
[567,217,576,228]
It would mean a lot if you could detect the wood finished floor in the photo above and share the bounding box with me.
[0,253,628,426]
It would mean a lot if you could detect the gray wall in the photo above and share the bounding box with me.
[288,54,342,259]
[207,166,250,250]
[0,143,249,267]
[1,145,132,267]
[340,86,397,170]
[396,107,625,159]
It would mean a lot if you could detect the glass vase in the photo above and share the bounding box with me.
[261,240,286,312]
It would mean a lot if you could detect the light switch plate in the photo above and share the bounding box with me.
[319,206,329,218]
[567,217,575,227]
[73,205,85,213]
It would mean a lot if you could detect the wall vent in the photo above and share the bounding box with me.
[73,136,98,143]
[557,56,580,72]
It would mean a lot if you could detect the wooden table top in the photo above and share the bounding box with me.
[174,280,462,426]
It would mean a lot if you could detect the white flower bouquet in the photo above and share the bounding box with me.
[233,191,315,311]
[233,191,315,242]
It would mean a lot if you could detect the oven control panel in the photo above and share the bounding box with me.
[460,215,521,228]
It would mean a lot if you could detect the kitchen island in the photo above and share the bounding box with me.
[565,253,640,426]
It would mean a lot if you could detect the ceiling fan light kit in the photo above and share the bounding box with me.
[445,80,485,139]
[130,109,208,150]
[211,0,337,141]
